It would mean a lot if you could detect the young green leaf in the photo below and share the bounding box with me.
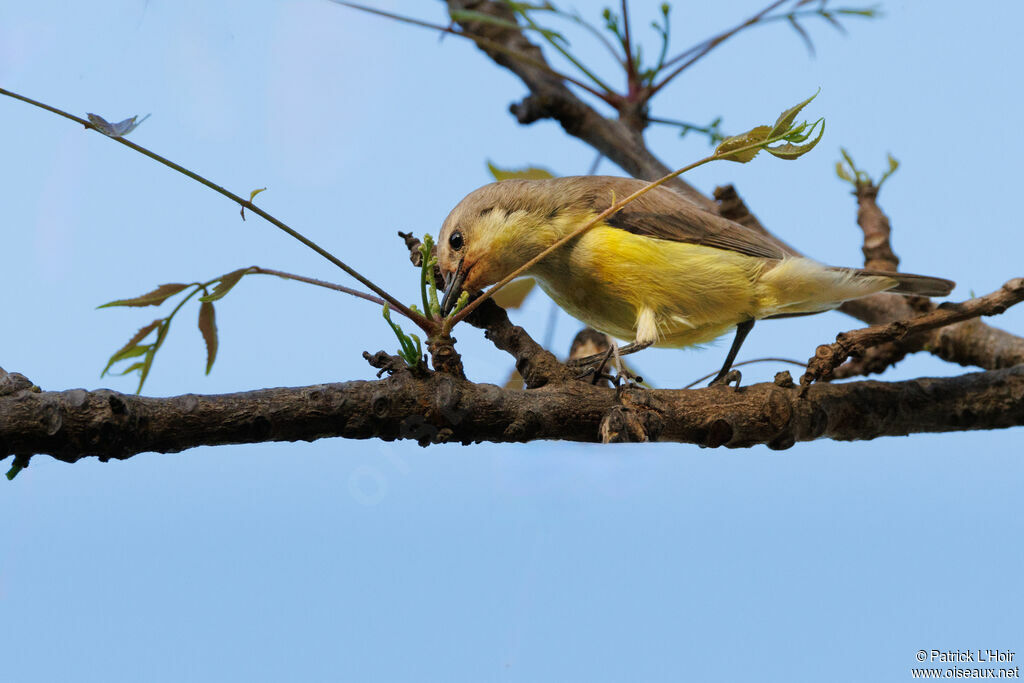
[98,283,189,308]
[111,361,148,376]
[383,303,424,369]
[769,89,820,139]
[199,268,249,303]
[449,9,526,31]
[134,320,170,393]
[765,119,825,159]
[714,125,772,162]
[418,233,440,317]
[198,301,218,374]
[101,319,163,377]
[448,290,470,318]
[487,161,556,181]
[241,187,267,220]
[878,153,900,187]
[836,161,855,183]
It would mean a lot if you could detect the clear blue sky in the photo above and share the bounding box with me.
[2,1,1022,681]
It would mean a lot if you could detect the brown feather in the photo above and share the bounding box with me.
[566,176,791,260]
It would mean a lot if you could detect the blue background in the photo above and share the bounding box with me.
[2,1,1021,680]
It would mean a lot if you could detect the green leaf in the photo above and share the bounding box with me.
[836,161,854,183]
[383,303,423,369]
[111,361,148,376]
[769,89,820,139]
[135,320,170,393]
[98,283,189,308]
[110,345,151,363]
[491,277,536,309]
[505,2,556,11]
[765,119,825,160]
[836,7,880,17]
[449,290,471,317]
[487,161,556,180]
[449,8,522,30]
[199,268,248,303]
[249,187,267,201]
[714,125,772,163]
[878,153,900,187]
[198,301,218,374]
[101,319,163,376]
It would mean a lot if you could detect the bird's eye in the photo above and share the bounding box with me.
[449,231,464,251]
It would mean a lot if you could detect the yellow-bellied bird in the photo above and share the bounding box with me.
[438,176,953,384]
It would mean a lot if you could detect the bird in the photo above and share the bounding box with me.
[437,176,954,384]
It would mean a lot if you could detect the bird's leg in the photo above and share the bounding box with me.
[589,345,616,385]
[607,335,645,387]
[568,340,652,370]
[708,319,755,386]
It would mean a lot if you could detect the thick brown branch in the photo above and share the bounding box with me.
[855,184,900,272]
[3,363,1023,464]
[803,279,1024,385]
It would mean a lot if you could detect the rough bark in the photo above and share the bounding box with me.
[4,363,1023,464]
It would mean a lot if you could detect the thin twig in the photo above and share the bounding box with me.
[559,7,625,64]
[683,358,806,389]
[651,0,790,97]
[513,4,617,94]
[335,2,616,103]
[802,278,1024,387]
[250,268,387,306]
[0,87,430,331]
[620,0,637,89]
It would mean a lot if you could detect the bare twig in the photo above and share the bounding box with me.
[0,87,431,331]
[250,268,387,307]
[650,0,790,97]
[802,279,1024,387]
[336,2,616,103]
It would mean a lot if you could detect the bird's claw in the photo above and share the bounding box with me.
[708,369,742,387]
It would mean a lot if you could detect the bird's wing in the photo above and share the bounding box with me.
[582,176,790,261]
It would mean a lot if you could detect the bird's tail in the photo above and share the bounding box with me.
[833,267,955,297]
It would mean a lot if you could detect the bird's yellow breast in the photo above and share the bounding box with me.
[526,222,764,347]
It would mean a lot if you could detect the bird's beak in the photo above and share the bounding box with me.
[440,258,466,317]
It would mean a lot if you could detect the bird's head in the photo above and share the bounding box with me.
[438,180,564,315]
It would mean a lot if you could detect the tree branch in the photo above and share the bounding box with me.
[803,279,1024,385]
[4,363,1023,464]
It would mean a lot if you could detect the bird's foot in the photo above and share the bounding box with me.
[708,368,743,387]
[573,342,646,388]
[566,340,652,369]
